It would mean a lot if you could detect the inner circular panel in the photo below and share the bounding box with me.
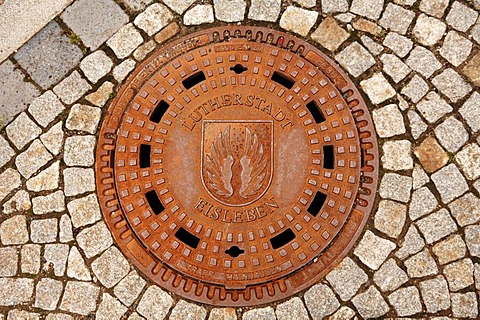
[96,26,379,306]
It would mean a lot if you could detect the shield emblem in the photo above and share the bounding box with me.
[201,120,274,206]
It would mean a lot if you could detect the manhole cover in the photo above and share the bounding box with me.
[96,26,379,306]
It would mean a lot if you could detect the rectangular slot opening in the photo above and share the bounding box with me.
[182,71,206,89]
[308,192,327,217]
[306,100,326,123]
[145,190,164,215]
[323,145,335,169]
[150,100,169,123]
[175,227,200,249]
[271,71,295,89]
[270,228,296,249]
[139,144,151,168]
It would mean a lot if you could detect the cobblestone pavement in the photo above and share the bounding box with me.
[1,0,480,319]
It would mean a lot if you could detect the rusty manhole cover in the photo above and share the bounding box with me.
[96,26,379,306]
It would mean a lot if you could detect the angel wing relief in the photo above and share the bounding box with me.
[202,121,273,206]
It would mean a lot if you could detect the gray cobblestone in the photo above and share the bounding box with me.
[0,215,29,245]
[66,246,91,281]
[28,91,65,128]
[336,42,375,78]
[0,247,18,277]
[465,225,480,257]
[326,257,368,301]
[304,284,339,318]
[107,23,144,59]
[350,0,384,20]
[276,297,309,320]
[379,3,415,35]
[396,225,425,259]
[96,293,127,320]
[406,46,441,78]
[134,3,173,36]
[6,113,42,150]
[34,278,63,310]
[162,0,195,14]
[409,186,438,221]
[435,116,468,153]
[404,249,438,277]
[30,218,58,244]
[419,276,450,313]
[401,75,428,103]
[26,161,59,192]
[137,285,174,320]
[53,71,92,105]
[379,173,412,203]
[21,244,41,274]
[183,5,214,26]
[446,1,479,32]
[444,258,474,291]
[248,0,281,22]
[432,68,472,103]
[0,278,34,306]
[416,208,458,244]
[416,92,452,124]
[59,281,99,316]
[170,300,207,320]
[63,167,95,197]
[352,286,389,319]
[361,73,396,104]
[451,292,478,318]
[214,0,246,22]
[449,193,480,227]
[32,191,65,215]
[455,143,480,180]
[114,270,146,306]
[412,14,446,46]
[432,234,467,265]
[440,31,472,67]
[432,162,468,203]
[374,200,406,238]
[388,286,422,317]
[407,110,427,140]
[64,135,96,167]
[459,92,480,133]
[383,32,413,58]
[15,139,52,179]
[380,53,411,83]
[67,193,101,228]
[80,51,113,84]
[76,221,113,258]
[373,259,408,291]
[419,0,448,18]
[92,246,130,288]
[43,244,69,277]
[280,6,318,37]
[40,122,64,155]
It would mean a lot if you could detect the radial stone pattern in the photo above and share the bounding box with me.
[96,26,379,306]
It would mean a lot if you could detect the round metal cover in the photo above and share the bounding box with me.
[96,26,379,306]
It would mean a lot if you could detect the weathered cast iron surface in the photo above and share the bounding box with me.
[96,26,379,306]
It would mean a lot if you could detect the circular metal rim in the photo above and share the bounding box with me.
[95,26,379,306]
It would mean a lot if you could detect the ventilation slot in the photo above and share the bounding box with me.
[145,190,164,215]
[308,192,327,217]
[230,64,248,74]
[271,71,294,89]
[323,145,335,169]
[270,228,296,249]
[182,71,206,89]
[139,144,151,168]
[150,100,169,123]
[225,246,245,258]
[175,227,200,249]
[306,100,326,123]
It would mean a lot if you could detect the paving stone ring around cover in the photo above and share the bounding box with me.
[96,26,379,306]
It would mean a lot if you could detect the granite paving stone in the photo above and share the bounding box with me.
[419,276,451,313]
[336,42,375,78]
[183,5,215,26]
[440,31,472,67]
[416,92,452,124]
[280,6,318,37]
[66,246,91,281]
[0,60,39,129]
[114,270,146,306]
[0,278,34,306]
[248,0,281,22]
[351,286,389,319]
[350,0,384,20]
[379,3,415,35]
[0,168,21,203]
[404,249,438,277]
[15,139,53,179]
[113,59,136,82]
[60,215,74,242]
[137,285,174,320]
[26,161,60,192]
[0,136,14,169]
[67,193,101,229]
[14,21,83,90]
[30,218,58,244]
[388,286,422,317]
[451,292,478,318]
[412,14,446,47]
[294,0,316,7]
[34,278,63,310]
[162,0,195,14]
[414,136,449,173]
[373,259,408,292]
[45,314,74,320]
[443,258,474,291]
[374,200,406,238]
[6,309,40,319]
[80,51,113,84]
[379,173,412,203]
[326,257,368,301]
[383,32,413,58]
[448,193,480,227]
[354,231,396,270]
[6,112,42,150]
[134,3,173,36]
[21,244,41,275]
[40,122,64,156]
[360,73,396,104]
[133,40,156,61]
[53,71,92,105]
[361,35,384,55]
[0,215,29,245]
[85,81,114,107]
[61,0,129,50]
[465,225,480,257]
[118,0,152,12]
[43,244,69,277]
[381,140,413,171]
[64,135,96,167]
[28,91,65,128]
[446,1,479,32]
[32,191,65,215]
[462,51,480,86]
[92,246,130,288]
[409,186,438,220]
[455,143,480,180]
[416,208,458,244]
[328,306,356,320]
[208,308,237,320]
[242,307,276,320]
[311,16,350,52]
[401,75,429,103]
[395,225,425,259]
[432,68,472,103]
[66,104,101,134]
[473,19,480,44]
[107,23,144,59]
[393,0,417,5]
[459,92,480,133]
[3,189,31,214]
[406,46,442,78]
[275,297,309,320]
[170,300,207,320]
[154,22,180,45]
[380,53,411,83]
[419,0,448,18]
[353,19,384,37]
[432,234,467,265]
[434,116,469,153]
[63,167,95,197]
[0,247,18,277]
[96,293,127,320]
[322,0,348,13]
[214,0,246,22]
[76,221,113,258]
[59,281,100,315]
[304,284,339,318]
